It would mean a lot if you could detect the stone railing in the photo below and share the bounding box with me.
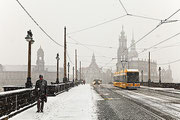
[0,82,74,119]
[141,82,180,89]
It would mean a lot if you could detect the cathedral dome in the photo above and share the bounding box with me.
[37,46,44,54]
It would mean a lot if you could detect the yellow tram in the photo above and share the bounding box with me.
[113,69,140,89]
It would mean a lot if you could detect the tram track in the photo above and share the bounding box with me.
[101,85,178,120]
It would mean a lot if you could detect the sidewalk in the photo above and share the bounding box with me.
[9,84,101,120]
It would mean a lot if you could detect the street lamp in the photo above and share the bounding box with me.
[25,30,35,88]
[56,53,60,84]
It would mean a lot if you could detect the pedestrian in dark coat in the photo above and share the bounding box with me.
[35,75,47,113]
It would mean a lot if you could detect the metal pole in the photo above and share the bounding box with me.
[148,52,151,86]
[63,26,67,83]
[75,49,77,83]
[73,66,74,82]
[159,67,161,84]
[68,62,70,81]
[26,41,32,88]
[56,53,60,84]
[141,70,143,84]
[28,41,31,78]
[80,61,81,82]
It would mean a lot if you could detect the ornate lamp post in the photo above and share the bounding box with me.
[25,30,35,88]
[56,53,60,84]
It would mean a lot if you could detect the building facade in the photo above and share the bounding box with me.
[82,54,103,84]
[0,47,64,88]
[116,26,173,83]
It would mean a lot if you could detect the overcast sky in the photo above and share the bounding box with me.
[0,0,180,82]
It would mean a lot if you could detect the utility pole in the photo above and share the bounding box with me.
[56,53,60,84]
[68,62,70,81]
[141,70,143,85]
[148,52,151,86]
[159,67,161,84]
[63,26,67,83]
[75,49,78,84]
[73,66,74,82]
[80,61,81,83]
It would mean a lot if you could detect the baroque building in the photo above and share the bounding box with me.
[161,65,173,83]
[116,26,173,83]
[0,47,64,88]
[83,53,103,84]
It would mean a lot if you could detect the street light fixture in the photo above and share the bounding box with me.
[25,30,35,88]
[56,53,60,84]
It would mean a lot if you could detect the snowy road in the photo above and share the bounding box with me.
[10,84,102,120]
[98,84,180,120]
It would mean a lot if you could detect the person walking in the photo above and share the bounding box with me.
[35,75,47,113]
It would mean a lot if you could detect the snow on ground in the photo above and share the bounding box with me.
[141,86,180,94]
[116,87,180,119]
[10,84,102,120]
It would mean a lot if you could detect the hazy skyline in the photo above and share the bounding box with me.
[0,0,180,82]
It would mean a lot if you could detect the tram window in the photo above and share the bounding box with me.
[120,75,126,82]
[127,72,139,83]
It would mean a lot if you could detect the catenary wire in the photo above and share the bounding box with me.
[118,0,128,14]
[138,32,180,54]
[16,0,63,47]
[67,15,127,35]
[158,58,180,65]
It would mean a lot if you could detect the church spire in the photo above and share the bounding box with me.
[121,25,125,35]
[131,30,136,50]
[92,53,96,63]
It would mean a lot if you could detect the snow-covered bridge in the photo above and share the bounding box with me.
[2,84,180,120]
[8,85,101,120]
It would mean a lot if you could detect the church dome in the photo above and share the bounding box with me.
[37,46,44,55]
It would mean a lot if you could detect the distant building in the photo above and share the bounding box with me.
[82,53,103,84]
[0,47,64,87]
[116,26,171,82]
[161,65,173,83]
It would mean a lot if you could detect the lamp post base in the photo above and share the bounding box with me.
[56,78,59,84]
[148,79,151,87]
[25,77,32,88]
[63,77,67,83]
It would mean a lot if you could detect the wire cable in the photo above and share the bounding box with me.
[16,0,63,47]
[67,42,116,49]
[128,14,162,21]
[118,0,128,14]
[138,32,180,54]
[122,9,180,55]
[67,15,127,35]
[67,51,74,65]
[158,58,180,65]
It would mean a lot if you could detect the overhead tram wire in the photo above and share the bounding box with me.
[67,15,127,35]
[67,36,94,51]
[16,0,76,65]
[138,32,180,54]
[101,59,115,68]
[118,0,128,15]
[158,58,180,65]
[128,14,162,21]
[16,0,63,47]
[122,9,180,56]
[151,42,180,53]
[67,42,116,49]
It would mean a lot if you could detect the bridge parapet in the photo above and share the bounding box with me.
[0,88,36,118]
[0,82,74,119]
[141,82,180,89]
